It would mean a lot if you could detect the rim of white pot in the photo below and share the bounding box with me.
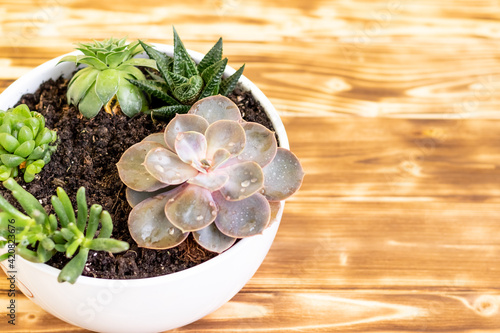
[0,43,288,287]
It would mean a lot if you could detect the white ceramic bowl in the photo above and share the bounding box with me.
[0,44,288,333]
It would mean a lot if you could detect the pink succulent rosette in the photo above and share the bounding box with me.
[117,95,304,253]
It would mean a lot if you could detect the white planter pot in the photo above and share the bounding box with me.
[0,44,289,333]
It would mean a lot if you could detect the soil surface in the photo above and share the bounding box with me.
[1,76,275,279]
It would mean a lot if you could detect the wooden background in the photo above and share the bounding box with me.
[1,0,500,331]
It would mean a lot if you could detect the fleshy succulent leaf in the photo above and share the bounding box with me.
[205,120,246,159]
[95,69,120,104]
[239,122,277,167]
[120,57,158,70]
[220,64,245,96]
[142,132,168,148]
[128,188,188,249]
[138,40,174,86]
[67,68,99,105]
[144,147,199,185]
[164,114,209,151]
[116,73,145,117]
[126,186,174,208]
[219,161,264,201]
[188,171,229,192]
[192,223,236,253]
[172,75,203,104]
[117,141,170,192]
[213,191,270,238]
[189,95,242,124]
[165,184,217,232]
[174,131,207,169]
[268,201,283,226]
[78,82,104,118]
[261,148,305,201]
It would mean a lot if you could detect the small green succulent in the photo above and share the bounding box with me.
[58,37,158,118]
[0,178,129,283]
[129,27,245,119]
[0,104,57,183]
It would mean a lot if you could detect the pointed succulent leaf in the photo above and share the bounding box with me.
[138,40,173,85]
[173,75,203,104]
[220,64,245,96]
[262,148,305,201]
[144,147,198,185]
[116,73,145,117]
[128,79,178,105]
[165,184,217,232]
[67,68,99,104]
[126,186,175,208]
[105,50,131,68]
[167,71,188,85]
[213,191,270,238]
[200,58,226,83]
[95,69,120,104]
[193,223,236,253]
[145,68,165,82]
[128,188,188,249]
[197,37,223,73]
[172,27,198,77]
[174,131,207,169]
[188,171,229,192]
[117,141,170,192]
[151,105,190,120]
[119,57,157,70]
[200,58,227,99]
[189,95,242,124]
[205,120,246,159]
[164,114,209,151]
[239,122,277,167]
[58,55,79,65]
[75,56,108,70]
[219,161,264,201]
[142,132,168,148]
[78,82,104,118]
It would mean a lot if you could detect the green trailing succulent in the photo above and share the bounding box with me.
[58,37,158,118]
[0,178,129,283]
[0,104,57,183]
[129,27,245,119]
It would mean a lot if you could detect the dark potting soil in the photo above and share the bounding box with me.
[1,76,275,279]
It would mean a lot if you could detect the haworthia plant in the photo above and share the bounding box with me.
[0,104,57,183]
[128,27,245,120]
[58,37,158,118]
[117,95,304,253]
[0,178,129,283]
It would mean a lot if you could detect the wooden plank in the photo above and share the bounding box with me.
[2,1,500,117]
[1,117,500,331]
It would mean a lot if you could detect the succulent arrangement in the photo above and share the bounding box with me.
[0,104,57,183]
[0,178,129,283]
[0,29,304,286]
[129,28,245,119]
[117,95,304,253]
[59,37,158,118]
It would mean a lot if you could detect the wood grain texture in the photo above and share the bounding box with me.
[1,0,500,332]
